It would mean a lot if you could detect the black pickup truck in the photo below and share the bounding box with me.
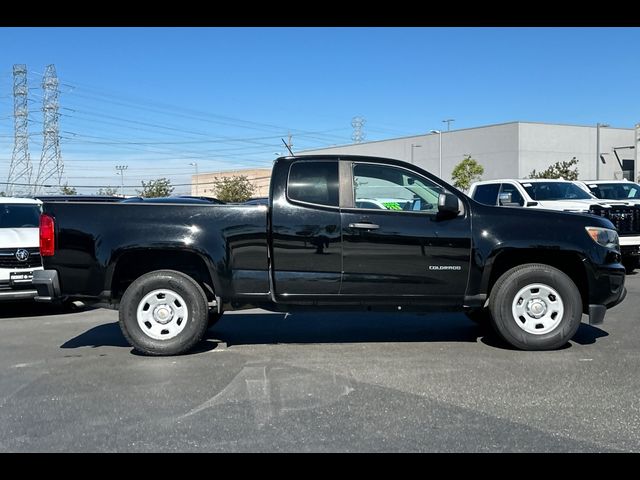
[33,155,626,355]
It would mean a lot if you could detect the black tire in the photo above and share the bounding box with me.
[464,308,492,327]
[208,310,224,327]
[119,269,209,356]
[489,263,583,351]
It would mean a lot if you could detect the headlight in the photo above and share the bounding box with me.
[585,226,619,249]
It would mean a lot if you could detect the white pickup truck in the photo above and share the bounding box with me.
[573,180,640,272]
[469,178,640,272]
[0,198,43,300]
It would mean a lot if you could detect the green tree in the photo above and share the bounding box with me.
[60,183,77,195]
[212,175,256,203]
[137,178,174,198]
[0,191,5,197]
[97,186,119,196]
[529,157,579,180]
[451,155,484,191]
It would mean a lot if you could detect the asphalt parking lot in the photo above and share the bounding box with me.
[1,275,639,452]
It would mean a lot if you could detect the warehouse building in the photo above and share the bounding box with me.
[302,121,640,186]
[192,122,640,195]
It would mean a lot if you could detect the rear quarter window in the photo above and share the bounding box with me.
[287,161,339,207]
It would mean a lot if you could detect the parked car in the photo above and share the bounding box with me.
[34,155,626,355]
[574,180,640,272]
[0,198,43,301]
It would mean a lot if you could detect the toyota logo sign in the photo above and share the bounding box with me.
[15,249,29,262]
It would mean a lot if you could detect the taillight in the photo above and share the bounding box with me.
[40,214,55,256]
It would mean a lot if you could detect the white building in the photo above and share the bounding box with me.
[301,121,640,184]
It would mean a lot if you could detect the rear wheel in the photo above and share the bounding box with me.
[119,269,209,356]
[489,263,583,350]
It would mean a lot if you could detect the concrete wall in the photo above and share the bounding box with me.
[518,123,635,180]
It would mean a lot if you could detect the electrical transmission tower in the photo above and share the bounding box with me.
[34,64,63,194]
[351,116,366,143]
[6,65,32,197]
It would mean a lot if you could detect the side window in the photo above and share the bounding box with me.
[287,161,339,207]
[352,163,443,214]
[499,183,525,206]
[472,184,500,205]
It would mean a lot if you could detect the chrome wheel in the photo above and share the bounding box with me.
[136,289,189,340]
[511,283,564,335]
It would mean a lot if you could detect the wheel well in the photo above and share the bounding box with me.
[111,250,215,302]
[487,250,588,311]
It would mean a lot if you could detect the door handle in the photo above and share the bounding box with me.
[348,222,380,229]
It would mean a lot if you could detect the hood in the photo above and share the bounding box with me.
[533,199,610,212]
[0,227,39,249]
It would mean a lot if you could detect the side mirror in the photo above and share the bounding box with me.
[498,192,512,206]
[438,192,459,215]
[526,201,538,207]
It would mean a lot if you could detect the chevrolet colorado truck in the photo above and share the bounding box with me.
[33,155,626,355]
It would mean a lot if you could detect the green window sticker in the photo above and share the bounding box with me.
[382,202,402,210]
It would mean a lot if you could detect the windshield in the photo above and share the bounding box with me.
[0,204,41,228]
[521,182,594,201]
[587,183,640,200]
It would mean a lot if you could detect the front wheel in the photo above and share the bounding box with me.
[489,263,583,350]
[119,270,210,356]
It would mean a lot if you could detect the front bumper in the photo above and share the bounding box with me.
[0,288,38,301]
[586,262,626,325]
[32,269,61,302]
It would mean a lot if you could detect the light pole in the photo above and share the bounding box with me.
[115,165,128,197]
[442,119,454,131]
[189,162,199,195]
[430,130,442,177]
[596,123,609,180]
[410,143,422,164]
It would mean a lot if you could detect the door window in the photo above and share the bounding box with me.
[472,184,500,205]
[352,163,443,214]
[499,183,525,206]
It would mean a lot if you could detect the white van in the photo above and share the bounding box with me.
[0,198,43,300]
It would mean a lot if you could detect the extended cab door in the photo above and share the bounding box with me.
[339,161,471,299]
[270,159,342,296]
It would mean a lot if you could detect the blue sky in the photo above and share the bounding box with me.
[0,27,638,195]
